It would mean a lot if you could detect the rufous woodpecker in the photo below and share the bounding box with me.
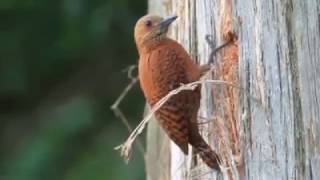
[134,14,221,170]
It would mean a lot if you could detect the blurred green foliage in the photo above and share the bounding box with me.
[0,0,147,179]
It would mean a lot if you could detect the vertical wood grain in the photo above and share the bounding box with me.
[146,0,320,179]
[235,0,320,179]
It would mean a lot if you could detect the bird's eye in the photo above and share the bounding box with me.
[145,20,152,27]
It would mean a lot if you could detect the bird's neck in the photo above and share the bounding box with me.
[138,37,174,55]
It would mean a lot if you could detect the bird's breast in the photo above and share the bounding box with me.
[138,53,158,105]
[138,40,200,106]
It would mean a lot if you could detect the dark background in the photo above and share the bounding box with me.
[0,0,146,179]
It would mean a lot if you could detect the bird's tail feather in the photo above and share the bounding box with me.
[190,133,221,171]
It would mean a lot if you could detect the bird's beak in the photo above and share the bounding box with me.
[158,15,178,34]
[160,15,178,27]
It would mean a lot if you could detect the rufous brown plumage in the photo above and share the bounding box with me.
[134,14,221,170]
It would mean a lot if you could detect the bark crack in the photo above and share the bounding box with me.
[285,0,306,178]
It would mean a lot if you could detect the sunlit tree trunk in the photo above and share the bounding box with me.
[146,0,320,179]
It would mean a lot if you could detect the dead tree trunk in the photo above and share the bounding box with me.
[145,0,320,179]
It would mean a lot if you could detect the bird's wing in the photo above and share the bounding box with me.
[148,45,200,155]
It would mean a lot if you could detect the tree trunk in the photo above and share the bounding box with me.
[146,0,320,180]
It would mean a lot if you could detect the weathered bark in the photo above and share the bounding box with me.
[146,0,320,180]
[236,0,320,179]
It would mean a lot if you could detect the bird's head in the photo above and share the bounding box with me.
[134,14,177,52]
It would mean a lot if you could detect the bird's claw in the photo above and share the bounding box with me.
[205,34,215,49]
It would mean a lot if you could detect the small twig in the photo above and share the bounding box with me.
[110,65,145,156]
[205,34,233,64]
[121,65,138,80]
[114,76,243,162]
[114,67,265,162]
[112,65,138,109]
